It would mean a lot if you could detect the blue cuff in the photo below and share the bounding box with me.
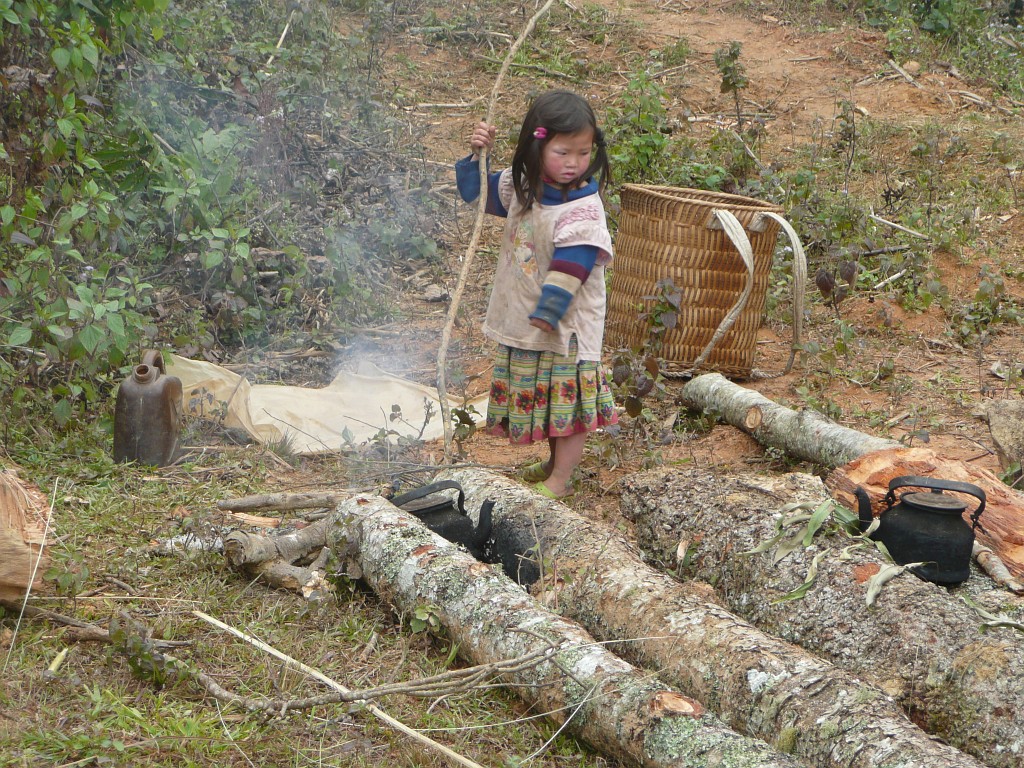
[530,284,573,329]
[455,154,482,203]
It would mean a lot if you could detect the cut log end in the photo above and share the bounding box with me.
[650,691,704,719]
[742,405,763,430]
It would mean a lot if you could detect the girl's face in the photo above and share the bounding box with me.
[541,129,594,185]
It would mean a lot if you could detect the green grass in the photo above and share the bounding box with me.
[0,423,615,768]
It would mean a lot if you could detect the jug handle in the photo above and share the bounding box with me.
[884,475,986,524]
[140,349,165,375]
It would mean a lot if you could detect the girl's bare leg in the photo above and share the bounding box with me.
[541,431,587,497]
[538,436,557,477]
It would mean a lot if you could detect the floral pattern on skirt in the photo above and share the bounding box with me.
[486,338,618,444]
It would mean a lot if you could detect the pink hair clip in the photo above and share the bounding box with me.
[533,127,548,140]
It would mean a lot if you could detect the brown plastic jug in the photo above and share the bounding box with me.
[113,350,182,466]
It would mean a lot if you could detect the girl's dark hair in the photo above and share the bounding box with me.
[510,90,611,210]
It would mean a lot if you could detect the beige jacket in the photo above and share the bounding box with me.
[482,170,613,362]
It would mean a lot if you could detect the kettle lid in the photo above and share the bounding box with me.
[901,490,968,513]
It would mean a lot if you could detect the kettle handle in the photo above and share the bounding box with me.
[884,475,986,524]
[140,349,165,375]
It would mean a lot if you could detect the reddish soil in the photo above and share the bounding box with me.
[334,1,1024,519]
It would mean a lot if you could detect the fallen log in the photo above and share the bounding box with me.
[681,373,1024,580]
[619,466,1024,768]
[680,372,899,466]
[441,468,986,768]
[0,465,50,601]
[224,495,806,768]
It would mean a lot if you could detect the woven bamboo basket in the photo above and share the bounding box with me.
[607,184,788,378]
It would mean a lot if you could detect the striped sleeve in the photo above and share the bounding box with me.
[529,244,598,329]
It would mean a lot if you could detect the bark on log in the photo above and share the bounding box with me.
[681,372,900,466]
[0,466,50,600]
[224,495,806,768]
[826,446,1024,579]
[619,466,1024,768]
[441,468,986,768]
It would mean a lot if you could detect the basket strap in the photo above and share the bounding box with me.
[754,212,807,378]
[684,208,755,373]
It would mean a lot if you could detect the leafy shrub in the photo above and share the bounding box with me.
[1,0,445,428]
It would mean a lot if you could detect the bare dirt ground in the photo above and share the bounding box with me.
[331,0,1024,527]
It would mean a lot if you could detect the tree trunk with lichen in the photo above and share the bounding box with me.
[618,466,1024,768]
[223,494,806,768]
[441,468,987,768]
[681,372,900,466]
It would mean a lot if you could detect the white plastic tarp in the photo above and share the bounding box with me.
[166,354,487,455]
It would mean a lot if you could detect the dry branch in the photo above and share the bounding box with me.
[182,636,558,714]
[224,523,332,597]
[193,610,485,768]
[974,542,1024,593]
[0,601,190,650]
[618,466,1024,768]
[215,491,340,513]
[224,494,807,768]
[442,468,986,768]
[436,0,558,455]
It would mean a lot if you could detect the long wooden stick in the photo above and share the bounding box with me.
[193,610,485,768]
[215,491,341,513]
[436,0,559,457]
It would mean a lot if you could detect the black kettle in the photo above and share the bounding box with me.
[390,480,493,562]
[854,475,986,585]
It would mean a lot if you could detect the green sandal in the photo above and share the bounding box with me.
[520,461,550,484]
[533,481,574,500]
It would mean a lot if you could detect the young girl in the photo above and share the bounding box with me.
[455,89,618,499]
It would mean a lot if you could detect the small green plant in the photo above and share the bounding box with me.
[714,41,748,130]
[409,603,442,633]
[610,350,661,420]
[656,37,690,68]
[949,264,1022,344]
[605,72,670,182]
[834,100,859,191]
[108,614,191,689]
[608,277,676,421]
[450,404,480,460]
[44,551,91,601]
[999,461,1023,489]
[794,381,844,421]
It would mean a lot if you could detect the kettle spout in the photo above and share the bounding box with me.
[854,487,873,533]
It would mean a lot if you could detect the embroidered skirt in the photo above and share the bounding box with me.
[485,338,618,444]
